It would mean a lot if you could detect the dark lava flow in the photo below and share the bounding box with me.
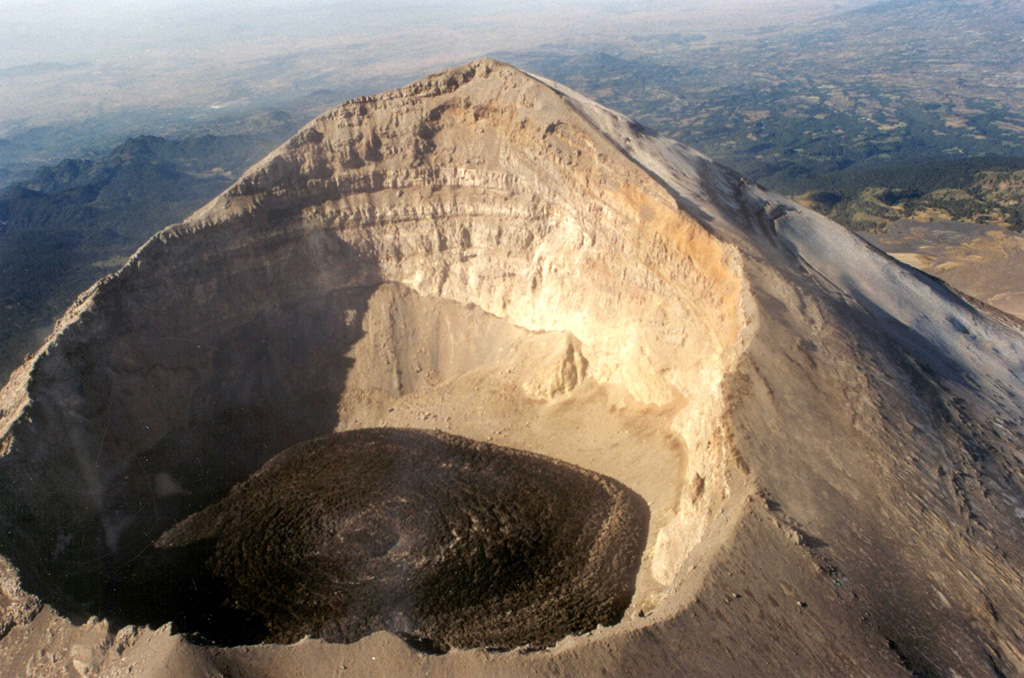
[117,428,649,651]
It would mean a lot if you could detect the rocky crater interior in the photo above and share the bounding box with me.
[7,58,1024,678]
[4,282,699,651]
[0,60,745,654]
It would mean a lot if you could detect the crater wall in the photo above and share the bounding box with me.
[0,59,750,645]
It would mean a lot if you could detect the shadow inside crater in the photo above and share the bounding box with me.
[4,273,378,634]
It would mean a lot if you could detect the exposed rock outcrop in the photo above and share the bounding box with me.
[1,59,1023,677]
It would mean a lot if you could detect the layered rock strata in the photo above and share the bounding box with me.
[0,59,1023,677]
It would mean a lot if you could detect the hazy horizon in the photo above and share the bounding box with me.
[3,0,862,65]
[0,0,881,174]
[1,0,868,124]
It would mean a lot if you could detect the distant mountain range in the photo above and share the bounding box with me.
[0,131,288,381]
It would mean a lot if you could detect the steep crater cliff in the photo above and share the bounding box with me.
[0,60,748,650]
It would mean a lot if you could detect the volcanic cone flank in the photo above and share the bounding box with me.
[2,58,1024,676]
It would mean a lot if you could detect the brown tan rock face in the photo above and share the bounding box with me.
[1,59,1024,677]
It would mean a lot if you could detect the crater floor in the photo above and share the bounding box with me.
[117,429,648,651]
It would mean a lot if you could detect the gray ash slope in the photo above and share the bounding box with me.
[1,59,1024,676]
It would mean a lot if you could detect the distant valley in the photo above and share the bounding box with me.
[0,130,293,380]
[506,0,1024,230]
